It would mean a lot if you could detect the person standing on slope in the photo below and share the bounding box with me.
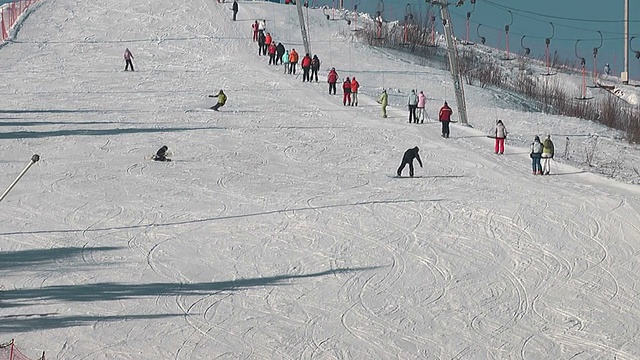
[378,89,388,118]
[252,20,259,42]
[417,91,426,123]
[530,135,543,175]
[350,77,360,106]
[282,50,290,74]
[310,55,320,82]
[264,33,272,56]
[276,42,285,65]
[407,89,418,123]
[541,134,554,175]
[208,89,227,111]
[342,77,352,106]
[232,0,238,21]
[301,53,312,82]
[124,48,134,71]
[257,31,266,56]
[439,101,453,138]
[494,120,507,154]
[397,146,423,177]
[288,48,299,74]
[327,67,338,94]
[268,42,277,65]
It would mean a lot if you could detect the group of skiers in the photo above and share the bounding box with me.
[228,5,559,177]
[253,21,321,81]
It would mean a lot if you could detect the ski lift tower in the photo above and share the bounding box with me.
[428,0,469,125]
[296,0,311,56]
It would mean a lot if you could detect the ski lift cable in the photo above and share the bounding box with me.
[479,0,640,23]
[448,10,636,42]
[448,8,632,38]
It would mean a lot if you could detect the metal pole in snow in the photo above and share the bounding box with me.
[0,154,40,203]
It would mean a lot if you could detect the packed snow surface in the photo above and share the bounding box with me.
[2,0,640,359]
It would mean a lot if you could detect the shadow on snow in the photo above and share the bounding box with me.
[0,199,444,236]
[0,126,224,139]
[0,313,184,333]
[0,267,379,307]
[0,246,123,271]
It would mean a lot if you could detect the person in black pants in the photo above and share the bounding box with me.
[257,32,266,56]
[310,55,320,82]
[276,43,285,65]
[232,0,238,21]
[397,146,423,177]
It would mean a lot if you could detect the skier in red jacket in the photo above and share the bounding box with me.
[438,101,453,138]
[342,78,352,106]
[301,54,312,82]
[327,68,338,94]
[350,77,360,106]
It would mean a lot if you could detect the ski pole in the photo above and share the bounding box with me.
[0,154,40,203]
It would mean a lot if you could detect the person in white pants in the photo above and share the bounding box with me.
[417,91,426,123]
[541,134,555,175]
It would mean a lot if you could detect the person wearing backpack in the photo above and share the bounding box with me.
[530,135,543,175]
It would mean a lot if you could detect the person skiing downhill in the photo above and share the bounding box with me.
[378,89,388,118]
[208,89,227,111]
[494,119,507,154]
[342,77,352,106]
[327,67,338,94]
[604,63,611,75]
[530,135,543,175]
[124,48,134,71]
[397,146,423,177]
[350,77,360,106]
[541,134,554,175]
[417,91,426,123]
[439,101,453,138]
[407,89,418,123]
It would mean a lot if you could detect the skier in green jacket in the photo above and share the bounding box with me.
[378,89,388,118]
[208,90,227,111]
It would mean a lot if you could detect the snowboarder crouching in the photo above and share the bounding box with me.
[209,90,227,111]
[153,146,171,162]
[397,146,423,177]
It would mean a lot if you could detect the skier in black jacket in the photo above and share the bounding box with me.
[276,43,285,65]
[258,32,266,56]
[397,146,423,177]
[310,55,320,82]
[153,146,171,162]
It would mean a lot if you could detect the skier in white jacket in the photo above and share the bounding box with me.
[407,89,419,123]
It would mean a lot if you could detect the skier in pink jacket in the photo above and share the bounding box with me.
[124,48,134,71]
[417,91,426,123]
